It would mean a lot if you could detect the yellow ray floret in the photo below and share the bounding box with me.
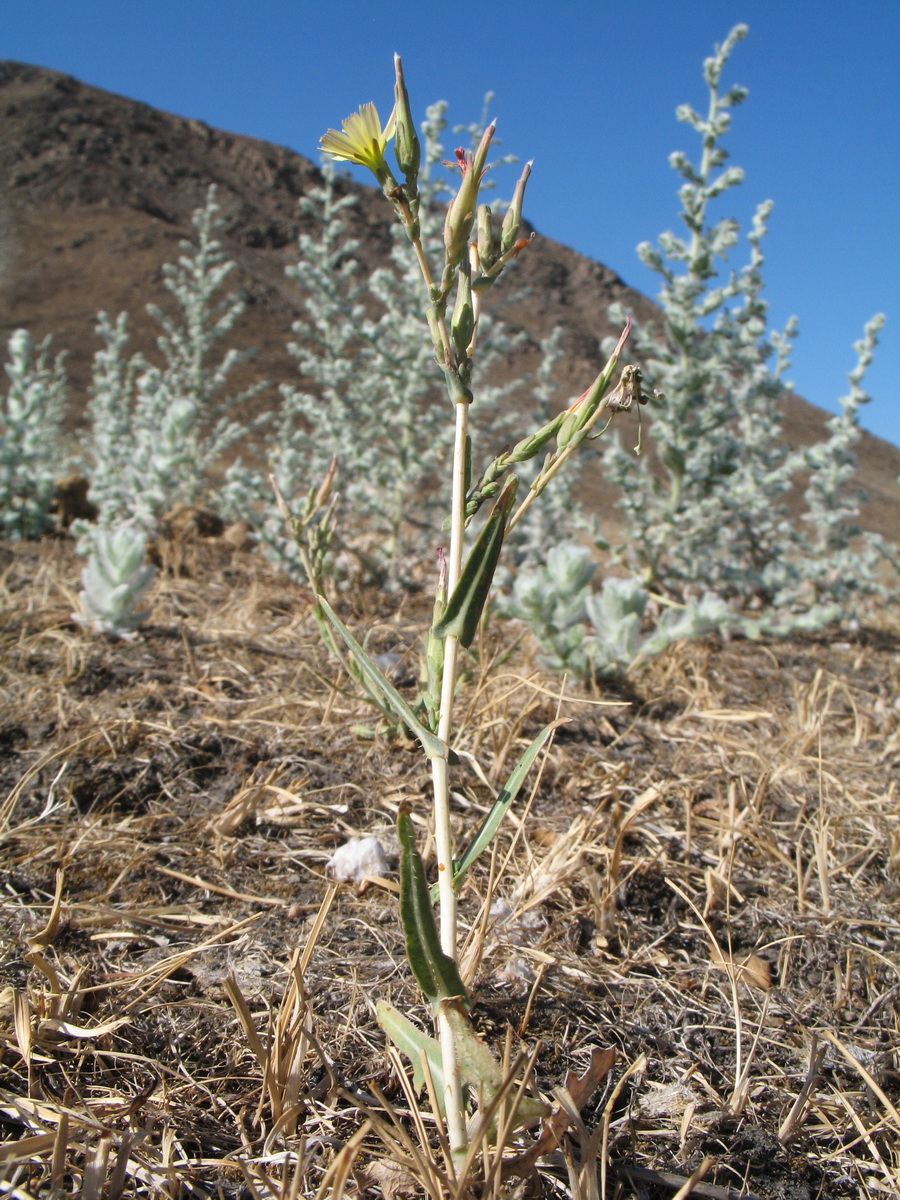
[320,102,396,173]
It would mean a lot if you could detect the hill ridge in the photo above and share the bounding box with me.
[2,58,898,535]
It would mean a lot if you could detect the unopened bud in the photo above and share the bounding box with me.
[393,54,420,184]
[451,268,475,358]
[500,160,532,253]
[510,418,561,463]
[444,121,495,266]
[476,204,496,272]
[556,410,579,450]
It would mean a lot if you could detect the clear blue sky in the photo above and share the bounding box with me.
[4,1,899,445]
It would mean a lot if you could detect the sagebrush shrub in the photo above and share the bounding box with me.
[0,329,68,538]
[504,545,797,678]
[81,187,266,534]
[74,522,156,638]
[500,24,890,680]
[602,24,888,616]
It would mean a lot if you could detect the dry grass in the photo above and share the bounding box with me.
[1,536,899,1198]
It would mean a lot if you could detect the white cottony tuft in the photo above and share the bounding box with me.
[327,836,391,884]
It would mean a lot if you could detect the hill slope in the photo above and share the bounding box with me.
[1,59,898,535]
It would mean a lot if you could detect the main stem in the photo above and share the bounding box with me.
[407,221,472,1165]
[431,396,470,1165]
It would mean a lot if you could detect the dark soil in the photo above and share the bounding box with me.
[1,537,899,1197]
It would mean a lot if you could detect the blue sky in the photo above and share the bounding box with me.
[4,0,899,445]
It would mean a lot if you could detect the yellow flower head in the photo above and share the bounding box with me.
[320,102,397,176]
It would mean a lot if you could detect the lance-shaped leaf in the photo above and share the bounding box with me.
[431,721,562,902]
[443,1002,550,1132]
[434,476,518,647]
[398,806,469,1009]
[376,1001,449,1111]
[378,1000,548,1132]
[317,597,445,760]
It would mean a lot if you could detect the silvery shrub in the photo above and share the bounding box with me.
[0,329,68,538]
[74,521,156,638]
[513,26,891,679]
[602,24,889,616]
[80,186,266,536]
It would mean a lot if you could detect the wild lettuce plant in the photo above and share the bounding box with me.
[226,104,522,588]
[603,25,888,619]
[306,58,634,1177]
[0,329,68,538]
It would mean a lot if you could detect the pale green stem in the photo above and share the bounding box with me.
[404,207,473,1167]
[430,396,470,1164]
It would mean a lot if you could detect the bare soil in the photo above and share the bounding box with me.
[1,536,899,1197]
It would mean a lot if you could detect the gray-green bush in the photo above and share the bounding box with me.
[74,522,157,638]
[602,24,888,615]
[81,187,266,535]
[0,329,68,539]
[512,25,891,679]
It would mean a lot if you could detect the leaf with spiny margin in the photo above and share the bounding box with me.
[316,597,445,760]
[434,476,518,647]
[398,806,469,1010]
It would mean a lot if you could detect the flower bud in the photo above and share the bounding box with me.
[476,203,496,272]
[556,410,579,450]
[500,160,532,253]
[393,54,420,185]
[451,267,475,358]
[444,121,495,266]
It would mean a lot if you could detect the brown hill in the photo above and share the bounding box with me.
[2,59,898,537]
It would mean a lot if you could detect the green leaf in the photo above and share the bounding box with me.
[378,1001,548,1134]
[434,476,518,647]
[444,1001,501,1094]
[443,1002,550,1131]
[375,1001,447,1110]
[398,807,469,1009]
[431,721,561,902]
[316,597,446,760]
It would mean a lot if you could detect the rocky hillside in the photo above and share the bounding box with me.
[2,59,898,535]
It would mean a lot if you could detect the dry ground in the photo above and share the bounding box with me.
[1,536,899,1199]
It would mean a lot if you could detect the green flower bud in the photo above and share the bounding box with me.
[476,203,496,272]
[556,410,579,450]
[510,415,563,463]
[451,268,475,358]
[444,122,495,266]
[393,54,420,185]
[500,160,532,253]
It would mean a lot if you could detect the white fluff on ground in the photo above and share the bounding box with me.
[327,836,391,884]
